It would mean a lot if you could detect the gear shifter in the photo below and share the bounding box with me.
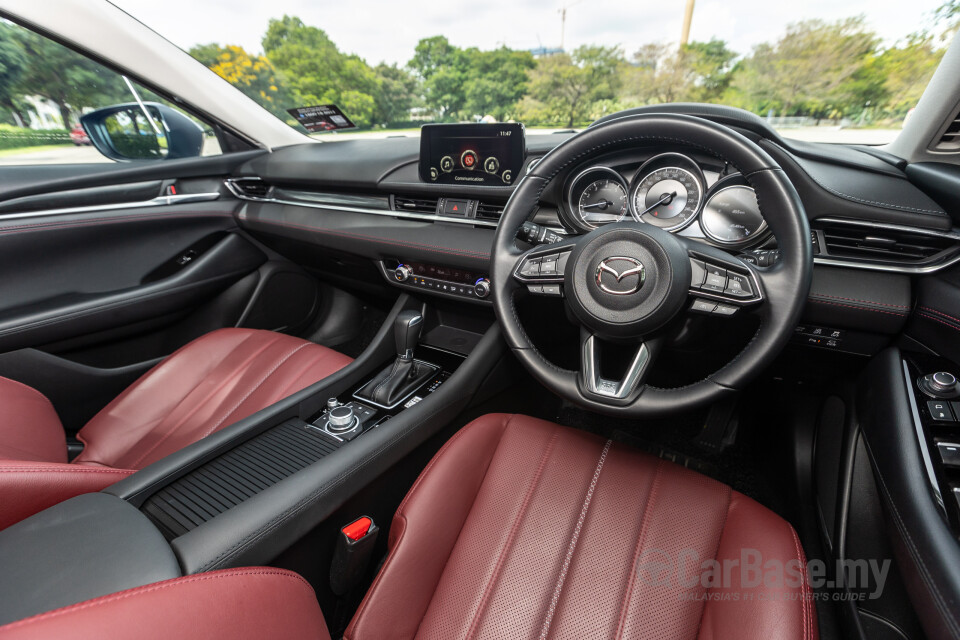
[356,310,437,408]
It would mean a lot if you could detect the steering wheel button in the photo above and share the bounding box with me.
[691,299,717,314]
[690,259,706,288]
[542,284,562,296]
[540,257,559,275]
[713,303,738,316]
[702,265,727,292]
[723,273,753,298]
[556,251,570,273]
[520,258,541,277]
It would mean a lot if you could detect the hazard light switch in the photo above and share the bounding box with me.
[442,199,469,216]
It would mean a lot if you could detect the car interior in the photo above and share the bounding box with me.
[2,3,960,639]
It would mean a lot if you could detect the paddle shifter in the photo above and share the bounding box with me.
[356,310,437,408]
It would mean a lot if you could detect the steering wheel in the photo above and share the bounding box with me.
[491,114,812,417]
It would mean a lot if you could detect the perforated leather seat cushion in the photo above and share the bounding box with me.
[346,413,817,640]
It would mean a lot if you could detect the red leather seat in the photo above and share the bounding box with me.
[347,413,818,640]
[0,414,817,639]
[0,328,352,530]
[0,568,331,640]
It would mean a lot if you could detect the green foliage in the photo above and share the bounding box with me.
[0,124,69,150]
[521,46,624,127]
[189,43,292,119]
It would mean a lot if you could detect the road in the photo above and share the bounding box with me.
[0,127,902,166]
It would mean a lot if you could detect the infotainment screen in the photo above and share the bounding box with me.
[419,123,525,186]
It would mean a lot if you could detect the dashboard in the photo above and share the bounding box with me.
[557,150,769,250]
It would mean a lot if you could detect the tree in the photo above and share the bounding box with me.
[624,39,736,106]
[731,18,880,117]
[372,63,419,124]
[262,15,382,126]
[463,48,535,120]
[189,44,292,118]
[523,46,623,127]
[0,23,28,125]
[409,36,469,118]
[2,24,127,127]
[873,34,945,118]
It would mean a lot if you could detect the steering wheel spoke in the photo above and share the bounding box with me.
[579,330,659,402]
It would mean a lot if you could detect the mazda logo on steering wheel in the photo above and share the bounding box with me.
[595,257,646,295]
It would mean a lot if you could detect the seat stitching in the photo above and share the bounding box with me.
[348,414,512,640]
[124,333,280,469]
[195,342,314,440]
[694,487,733,639]
[0,569,310,631]
[789,525,810,640]
[0,467,133,474]
[464,426,560,640]
[538,439,612,640]
[615,459,665,640]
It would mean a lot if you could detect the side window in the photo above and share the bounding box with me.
[0,20,222,166]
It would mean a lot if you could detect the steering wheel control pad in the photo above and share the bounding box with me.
[565,223,691,339]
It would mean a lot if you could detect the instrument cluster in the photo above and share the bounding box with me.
[563,152,769,249]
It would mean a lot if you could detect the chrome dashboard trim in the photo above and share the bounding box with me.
[224,178,500,229]
[0,192,222,221]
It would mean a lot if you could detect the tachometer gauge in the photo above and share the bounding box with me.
[566,166,630,230]
[578,179,628,226]
[700,185,767,246]
[632,166,702,231]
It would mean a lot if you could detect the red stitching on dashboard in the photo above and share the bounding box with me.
[919,312,960,332]
[919,306,960,325]
[812,292,909,309]
[808,298,907,316]
[240,216,491,259]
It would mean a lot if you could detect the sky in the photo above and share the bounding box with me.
[108,0,944,65]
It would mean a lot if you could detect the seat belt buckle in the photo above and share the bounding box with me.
[330,516,379,596]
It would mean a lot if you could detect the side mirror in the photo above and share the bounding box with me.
[80,103,204,161]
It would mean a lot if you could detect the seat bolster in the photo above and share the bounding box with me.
[0,567,331,640]
[0,461,133,531]
[697,492,818,640]
[0,377,65,463]
[345,413,515,640]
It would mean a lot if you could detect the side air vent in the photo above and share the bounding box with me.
[229,178,271,199]
[476,201,505,221]
[393,196,439,214]
[817,221,959,264]
[935,113,960,151]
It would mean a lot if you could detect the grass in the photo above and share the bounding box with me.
[0,144,73,157]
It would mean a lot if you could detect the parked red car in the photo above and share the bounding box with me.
[69,124,90,145]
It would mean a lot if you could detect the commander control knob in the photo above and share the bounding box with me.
[394,264,412,282]
[919,372,960,399]
[474,278,491,299]
[326,405,357,433]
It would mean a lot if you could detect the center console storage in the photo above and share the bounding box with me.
[94,293,503,574]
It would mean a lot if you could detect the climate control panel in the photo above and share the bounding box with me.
[379,260,491,302]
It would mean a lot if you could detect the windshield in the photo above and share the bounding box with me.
[81,2,960,144]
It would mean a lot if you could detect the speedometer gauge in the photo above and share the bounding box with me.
[632,166,702,231]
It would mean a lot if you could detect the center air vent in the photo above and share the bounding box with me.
[476,201,505,221]
[393,196,439,214]
[817,221,959,264]
[229,178,271,199]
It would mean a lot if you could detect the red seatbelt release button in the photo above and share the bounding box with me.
[342,516,373,541]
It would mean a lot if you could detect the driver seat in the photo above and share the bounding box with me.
[0,414,818,639]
